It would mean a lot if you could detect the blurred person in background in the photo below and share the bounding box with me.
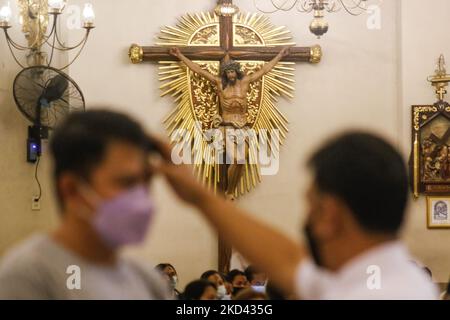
[234,288,268,300]
[221,272,233,299]
[265,282,287,300]
[227,269,250,298]
[245,265,268,293]
[182,280,217,300]
[155,263,180,298]
[201,270,229,300]
[0,110,171,300]
[154,132,439,300]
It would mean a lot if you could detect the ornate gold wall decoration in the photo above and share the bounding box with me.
[129,44,144,64]
[190,26,219,45]
[310,45,322,64]
[18,0,49,48]
[17,0,49,65]
[158,12,295,197]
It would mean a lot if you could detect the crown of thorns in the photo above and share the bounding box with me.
[221,60,241,74]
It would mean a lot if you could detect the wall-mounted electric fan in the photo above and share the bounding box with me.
[12,66,85,162]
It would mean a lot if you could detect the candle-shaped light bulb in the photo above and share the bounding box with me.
[0,2,12,26]
[48,0,66,13]
[82,3,95,27]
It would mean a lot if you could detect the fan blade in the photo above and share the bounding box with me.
[41,75,69,103]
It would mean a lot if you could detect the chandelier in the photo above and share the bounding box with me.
[0,0,95,69]
[253,0,378,38]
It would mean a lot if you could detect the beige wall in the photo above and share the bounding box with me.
[0,0,448,289]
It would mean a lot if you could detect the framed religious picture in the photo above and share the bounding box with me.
[426,196,450,228]
[410,101,450,198]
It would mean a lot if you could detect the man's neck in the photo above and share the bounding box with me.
[324,234,397,272]
[52,212,117,265]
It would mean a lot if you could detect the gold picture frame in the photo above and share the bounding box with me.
[426,196,450,228]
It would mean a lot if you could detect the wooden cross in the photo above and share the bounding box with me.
[130,0,321,274]
[429,129,450,148]
[130,0,321,65]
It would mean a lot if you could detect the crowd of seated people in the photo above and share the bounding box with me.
[155,264,271,300]
[155,263,447,301]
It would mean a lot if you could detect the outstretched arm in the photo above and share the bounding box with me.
[151,140,306,297]
[170,48,220,84]
[246,47,290,83]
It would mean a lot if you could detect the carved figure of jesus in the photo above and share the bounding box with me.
[170,46,290,196]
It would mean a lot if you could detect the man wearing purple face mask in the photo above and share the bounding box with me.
[0,110,171,300]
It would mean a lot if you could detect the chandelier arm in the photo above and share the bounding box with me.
[24,13,58,51]
[55,26,69,49]
[4,31,26,68]
[6,40,28,51]
[325,4,341,12]
[323,0,340,12]
[253,0,283,13]
[58,30,90,71]
[271,0,299,12]
[53,25,89,51]
[4,29,32,50]
[4,16,57,52]
[345,0,369,10]
[7,41,28,51]
[4,33,39,51]
[296,0,314,12]
[45,37,87,51]
[43,14,59,43]
[336,0,367,15]
[254,0,314,13]
[47,26,58,67]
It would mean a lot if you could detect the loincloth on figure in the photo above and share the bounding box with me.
[211,115,252,195]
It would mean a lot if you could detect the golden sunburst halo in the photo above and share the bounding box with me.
[157,11,296,197]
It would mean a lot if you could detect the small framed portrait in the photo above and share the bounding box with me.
[426,197,450,228]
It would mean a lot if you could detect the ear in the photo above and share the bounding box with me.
[58,173,80,208]
[314,194,346,240]
[59,173,94,211]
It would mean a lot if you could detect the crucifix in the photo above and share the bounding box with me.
[129,0,322,274]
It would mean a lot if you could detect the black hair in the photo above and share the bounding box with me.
[155,263,177,274]
[308,132,408,234]
[50,110,150,207]
[244,265,259,282]
[220,272,230,283]
[265,282,286,300]
[228,269,246,283]
[182,280,217,300]
[201,270,219,280]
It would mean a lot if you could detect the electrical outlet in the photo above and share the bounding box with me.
[32,196,41,211]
